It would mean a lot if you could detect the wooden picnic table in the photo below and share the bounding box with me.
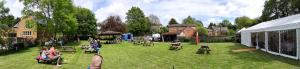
[170,42,181,46]
[169,42,182,50]
[197,45,211,54]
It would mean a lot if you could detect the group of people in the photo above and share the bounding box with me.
[37,47,62,66]
[88,38,102,53]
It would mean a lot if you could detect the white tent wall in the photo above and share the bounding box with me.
[297,29,300,59]
[241,31,251,47]
[240,14,300,59]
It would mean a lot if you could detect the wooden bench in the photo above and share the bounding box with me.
[169,42,182,50]
[197,45,211,54]
[60,46,76,52]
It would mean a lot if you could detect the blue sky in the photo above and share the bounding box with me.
[4,0,265,27]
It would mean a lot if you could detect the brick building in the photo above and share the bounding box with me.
[207,26,228,36]
[162,24,197,41]
[12,16,37,42]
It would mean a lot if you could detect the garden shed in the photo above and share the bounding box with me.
[241,14,300,59]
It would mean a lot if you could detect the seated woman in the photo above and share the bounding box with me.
[41,48,49,60]
[88,54,103,69]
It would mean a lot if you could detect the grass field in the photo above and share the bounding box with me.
[0,41,300,69]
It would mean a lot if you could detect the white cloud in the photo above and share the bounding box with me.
[90,0,265,26]
[3,0,24,17]
[3,0,265,27]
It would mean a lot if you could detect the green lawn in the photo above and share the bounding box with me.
[0,41,300,69]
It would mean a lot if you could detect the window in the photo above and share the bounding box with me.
[23,31,32,36]
[268,31,279,53]
[280,29,297,56]
[251,33,257,47]
[257,32,265,49]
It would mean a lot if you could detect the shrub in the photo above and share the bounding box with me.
[177,37,191,42]
[206,36,234,43]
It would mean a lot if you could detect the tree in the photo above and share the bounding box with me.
[260,0,300,22]
[197,27,208,36]
[182,16,196,24]
[218,19,231,27]
[160,26,169,33]
[21,0,78,39]
[235,16,257,29]
[0,1,17,45]
[218,19,236,30]
[148,14,162,34]
[74,7,97,36]
[126,7,150,35]
[208,23,217,29]
[182,16,207,35]
[148,14,161,26]
[101,16,127,33]
[168,18,178,25]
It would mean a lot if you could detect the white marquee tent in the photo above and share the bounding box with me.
[241,14,300,59]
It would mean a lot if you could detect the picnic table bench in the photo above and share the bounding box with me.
[60,46,76,52]
[169,42,182,50]
[197,45,211,54]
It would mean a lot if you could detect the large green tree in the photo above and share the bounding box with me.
[218,19,236,30]
[182,16,207,35]
[0,1,17,45]
[260,0,300,22]
[21,0,78,39]
[235,16,257,29]
[126,7,150,35]
[168,18,178,25]
[74,7,97,36]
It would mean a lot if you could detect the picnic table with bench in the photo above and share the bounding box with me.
[169,42,182,51]
[197,45,211,54]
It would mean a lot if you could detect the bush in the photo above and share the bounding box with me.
[206,36,234,43]
[177,37,191,42]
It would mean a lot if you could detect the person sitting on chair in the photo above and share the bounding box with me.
[41,48,49,60]
[48,47,62,66]
[92,40,100,53]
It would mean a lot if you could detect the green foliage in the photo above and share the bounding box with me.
[197,27,208,36]
[74,7,97,36]
[126,7,150,36]
[25,20,35,29]
[206,36,234,43]
[235,16,257,29]
[160,26,168,33]
[227,29,236,36]
[21,0,78,37]
[168,18,178,25]
[182,16,207,35]
[218,19,237,31]
[183,16,196,24]
[260,0,300,22]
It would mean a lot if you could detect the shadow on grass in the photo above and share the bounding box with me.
[228,43,300,67]
[0,47,33,56]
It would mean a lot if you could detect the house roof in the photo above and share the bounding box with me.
[167,24,196,27]
[208,26,228,32]
[98,31,121,35]
[162,32,178,35]
[243,14,300,32]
